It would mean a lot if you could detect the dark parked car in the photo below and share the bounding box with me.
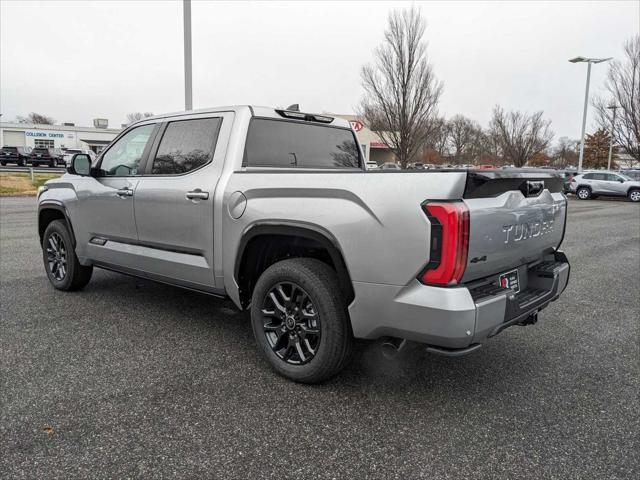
[29,148,65,167]
[1,146,31,166]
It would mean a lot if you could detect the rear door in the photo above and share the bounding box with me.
[462,170,567,282]
[131,112,233,290]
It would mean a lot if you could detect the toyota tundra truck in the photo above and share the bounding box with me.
[36,106,570,383]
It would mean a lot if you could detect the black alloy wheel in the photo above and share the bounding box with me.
[46,231,68,281]
[261,282,321,365]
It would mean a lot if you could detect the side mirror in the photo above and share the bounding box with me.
[69,153,92,176]
[619,179,625,183]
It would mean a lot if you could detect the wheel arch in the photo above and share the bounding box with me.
[234,223,354,309]
[38,202,76,247]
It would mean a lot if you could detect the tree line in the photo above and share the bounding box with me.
[360,7,639,169]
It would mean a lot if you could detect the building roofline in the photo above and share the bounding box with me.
[0,122,121,133]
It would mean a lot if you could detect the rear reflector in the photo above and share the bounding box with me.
[419,202,469,286]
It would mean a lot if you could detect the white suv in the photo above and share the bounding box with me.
[570,171,640,202]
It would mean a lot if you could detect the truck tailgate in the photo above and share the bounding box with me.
[462,170,567,282]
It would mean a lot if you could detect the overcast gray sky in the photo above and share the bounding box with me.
[1,1,638,139]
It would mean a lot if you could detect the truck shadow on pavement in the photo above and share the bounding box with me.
[76,269,546,398]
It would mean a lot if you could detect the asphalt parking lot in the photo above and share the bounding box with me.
[1,196,638,479]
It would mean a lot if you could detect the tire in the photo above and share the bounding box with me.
[629,189,640,203]
[42,220,93,291]
[576,187,591,200]
[0,161,5,166]
[49,159,56,168]
[17,159,25,167]
[251,258,353,384]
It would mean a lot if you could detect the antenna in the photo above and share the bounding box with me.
[286,104,300,112]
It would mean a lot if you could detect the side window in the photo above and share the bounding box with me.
[582,173,594,180]
[244,119,362,169]
[99,124,155,176]
[605,174,620,182]
[151,118,221,175]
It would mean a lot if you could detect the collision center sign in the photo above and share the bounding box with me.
[26,131,64,138]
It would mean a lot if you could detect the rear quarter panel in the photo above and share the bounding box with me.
[222,170,467,306]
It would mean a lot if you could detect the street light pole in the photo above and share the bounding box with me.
[577,61,592,174]
[607,105,618,171]
[569,56,612,173]
[183,0,193,111]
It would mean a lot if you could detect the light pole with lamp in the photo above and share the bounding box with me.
[606,104,619,171]
[569,56,612,172]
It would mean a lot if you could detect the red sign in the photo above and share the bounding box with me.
[370,141,389,149]
[350,120,364,132]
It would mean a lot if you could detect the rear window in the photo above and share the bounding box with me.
[32,148,47,153]
[244,119,361,169]
[2,146,17,152]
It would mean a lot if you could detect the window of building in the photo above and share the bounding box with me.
[151,118,221,175]
[244,119,362,169]
[34,139,54,149]
[99,124,155,176]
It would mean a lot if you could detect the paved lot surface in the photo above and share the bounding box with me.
[1,196,638,479]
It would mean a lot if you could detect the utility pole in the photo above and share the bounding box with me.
[607,105,618,171]
[183,0,193,111]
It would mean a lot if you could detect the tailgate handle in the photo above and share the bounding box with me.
[523,180,545,197]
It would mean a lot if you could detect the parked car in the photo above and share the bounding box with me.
[408,162,426,170]
[621,169,640,181]
[559,169,578,193]
[29,147,65,167]
[1,146,31,166]
[379,162,401,170]
[569,171,640,202]
[37,105,570,383]
[365,161,378,170]
[62,149,96,167]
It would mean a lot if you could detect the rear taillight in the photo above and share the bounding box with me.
[570,177,576,183]
[419,201,469,286]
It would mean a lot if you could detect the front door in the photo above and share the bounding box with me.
[77,123,158,267]
[131,113,232,290]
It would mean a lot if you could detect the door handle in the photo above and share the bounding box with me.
[116,187,134,197]
[185,189,209,201]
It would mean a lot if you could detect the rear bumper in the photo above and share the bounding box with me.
[348,251,570,351]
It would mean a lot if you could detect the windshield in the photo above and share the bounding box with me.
[618,173,633,181]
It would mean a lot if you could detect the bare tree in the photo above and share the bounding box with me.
[15,112,54,124]
[552,136,579,168]
[360,7,443,168]
[447,114,482,165]
[422,116,449,156]
[126,112,154,124]
[593,35,639,166]
[488,106,554,167]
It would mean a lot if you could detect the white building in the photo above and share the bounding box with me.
[331,114,396,165]
[0,122,121,153]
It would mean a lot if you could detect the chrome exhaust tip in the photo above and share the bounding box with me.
[380,337,408,359]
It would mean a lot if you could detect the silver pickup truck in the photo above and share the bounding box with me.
[37,106,570,383]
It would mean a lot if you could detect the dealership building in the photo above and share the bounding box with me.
[0,120,121,153]
[332,114,395,165]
